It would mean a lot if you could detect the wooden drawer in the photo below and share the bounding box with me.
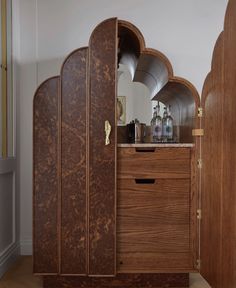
[117,147,191,179]
[117,178,192,272]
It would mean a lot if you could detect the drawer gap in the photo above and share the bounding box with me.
[135,179,156,184]
[135,147,156,152]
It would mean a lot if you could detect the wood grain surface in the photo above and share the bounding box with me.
[221,1,236,287]
[201,33,224,288]
[88,18,117,276]
[60,48,88,275]
[201,1,236,287]
[117,177,192,272]
[118,147,191,179]
[33,77,59,274]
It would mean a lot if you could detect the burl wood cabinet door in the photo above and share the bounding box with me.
[60,48,88,275]
[33,77,60,274]
[88,18,118,276]
[34,18,118,276]
[60,18,118,276]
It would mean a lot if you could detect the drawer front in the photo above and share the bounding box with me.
[117,178,191,272]
[118,147,191,179]
[117,252,192,272]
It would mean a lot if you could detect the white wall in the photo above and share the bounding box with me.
[15,0,228,254]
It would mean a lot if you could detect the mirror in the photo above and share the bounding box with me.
[117,64,164,127]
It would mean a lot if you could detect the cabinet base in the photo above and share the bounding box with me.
[43,273,189,288]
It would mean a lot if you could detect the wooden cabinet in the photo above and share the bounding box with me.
[117,147,194,273]
[33,1,236,287]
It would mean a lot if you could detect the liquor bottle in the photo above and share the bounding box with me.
[162,106,168,142]
[154,102,162,142]
[166,105,174,141]
[150,107,157,142]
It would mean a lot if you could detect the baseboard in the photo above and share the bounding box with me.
[0,242,20,278]
[20,239,32,255]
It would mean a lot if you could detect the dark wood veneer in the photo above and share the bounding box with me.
[33,77,59,274]
[43,273,189,288]
[88,18,117,276]
[60,48,88,275]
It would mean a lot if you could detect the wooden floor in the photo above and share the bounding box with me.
[0,256,211,288]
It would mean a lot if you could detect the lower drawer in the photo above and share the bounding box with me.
[117,252,192,273]
[117,178,192,272]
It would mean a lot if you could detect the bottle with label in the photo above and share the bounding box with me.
[150,107,157,142]
[154,102,162,142]
[166,105,174,141]
[162,106,168,142]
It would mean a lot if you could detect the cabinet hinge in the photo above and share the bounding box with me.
[197,159,203,169]
[196,259,201,270]
[198,107,203,118]
[197,209,202,220]
[192,129,204,137]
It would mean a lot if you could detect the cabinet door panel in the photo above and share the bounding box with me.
[33,77,59,274]
[89,18,117,276]
[201,34,223,287]
[201,2,236,287]
[117,178,192,272]
[61,48,88,275]
[221,1,236,287]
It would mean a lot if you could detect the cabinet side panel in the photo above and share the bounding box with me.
[33,77,59,274]
[222,1,236,287]
[89,18,117,276]
[201,34,224,287]
[61,48,88,275]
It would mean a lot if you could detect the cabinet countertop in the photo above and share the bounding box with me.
[117,143,194,148]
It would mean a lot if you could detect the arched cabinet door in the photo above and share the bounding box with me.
[33,77,60,274]
[88,18,118,276]
[60,18,118,276]
[201,0,236,287]
[60,47,89,276]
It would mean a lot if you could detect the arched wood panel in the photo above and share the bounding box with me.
[201,33,224,288]
[221,0,236,286]
[88,18,118,276]
[153,77,200,143]
[60,48,88,275]
[33,77,59,274]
